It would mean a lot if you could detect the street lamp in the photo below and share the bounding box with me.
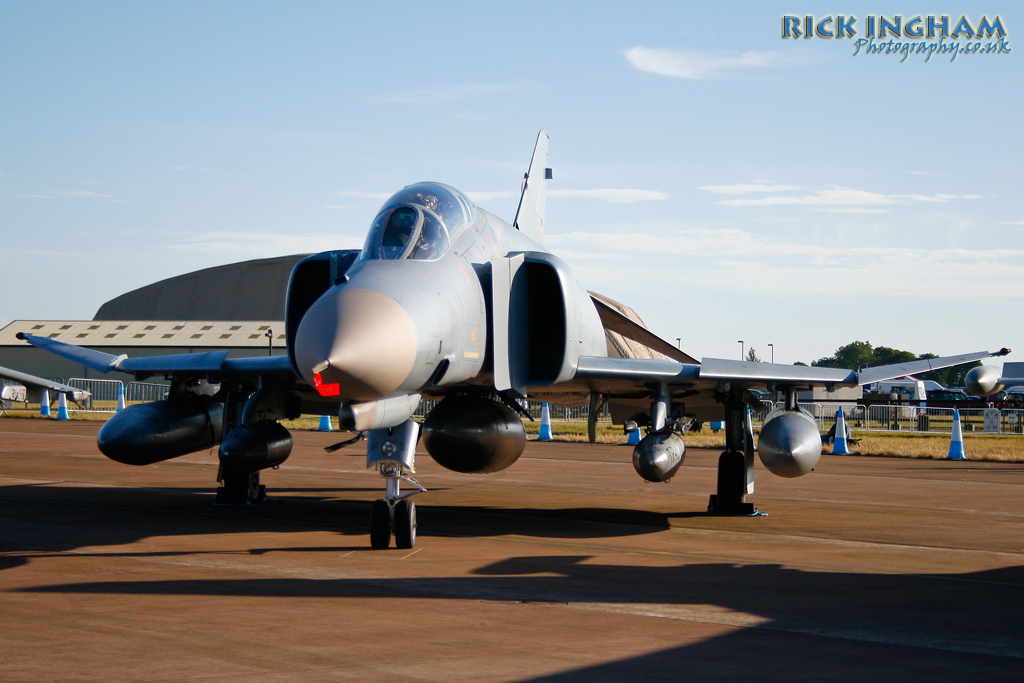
[676,337,681,349]
[768,343,774,364]
[738,340,744,360]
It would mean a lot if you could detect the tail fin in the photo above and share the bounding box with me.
[513,130,550,245]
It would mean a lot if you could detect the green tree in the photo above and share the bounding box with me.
[813,341,875,370]
[810,341,979,388]
[745,347,761,363]
[872,346,917,366]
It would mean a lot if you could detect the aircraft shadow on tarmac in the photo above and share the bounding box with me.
[0,480,676,570]
[15,553,1024,680]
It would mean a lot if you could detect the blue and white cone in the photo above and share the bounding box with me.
[116,383,126,412]
[626,427,641,445]
[538,402,553,441]
[56,392,70,420]
[318,415,333,431]
[40,389,51,417]
[833,407,850,455]
[947,408,966,460]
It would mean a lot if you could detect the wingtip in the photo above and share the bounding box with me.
[15,332,26,341]
[998,347,1012,357]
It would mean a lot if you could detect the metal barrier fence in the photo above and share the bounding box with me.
[126,382,169,403]
[749,402,1024,435]
[68,378,122,412]
[66,379,169,413]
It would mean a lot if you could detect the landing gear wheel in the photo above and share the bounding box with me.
[394,499,417,549]
[369,499,391,549]
[216,470,265,505]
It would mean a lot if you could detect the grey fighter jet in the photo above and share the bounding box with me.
[17,132,1010,549]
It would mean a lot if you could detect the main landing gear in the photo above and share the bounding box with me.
[707,385,760,516]
[367,420,425,549]
[215,469,268,505]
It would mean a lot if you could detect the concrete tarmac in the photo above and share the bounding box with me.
[1,417,1022,682]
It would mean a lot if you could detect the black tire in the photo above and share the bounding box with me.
[369,499,391,549]
[394,499,417,549]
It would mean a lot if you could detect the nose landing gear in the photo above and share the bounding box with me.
[367,420,425,549]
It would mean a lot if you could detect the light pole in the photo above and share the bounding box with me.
[738,340,744,360]
[768,343,774,364]
[676,337,681,349]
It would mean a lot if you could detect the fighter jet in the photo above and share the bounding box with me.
[16,132,1010,549]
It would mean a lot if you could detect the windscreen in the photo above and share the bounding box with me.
[361,182,476,261]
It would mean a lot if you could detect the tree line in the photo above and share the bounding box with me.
[808,340,979,388]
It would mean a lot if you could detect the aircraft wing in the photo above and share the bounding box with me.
[570,348,1011,396]
[15,332,296,380]
[0,363,92,402]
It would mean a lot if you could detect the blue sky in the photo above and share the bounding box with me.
[2,1,1020,367]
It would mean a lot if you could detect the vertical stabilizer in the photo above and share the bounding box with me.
[513,131,550,245]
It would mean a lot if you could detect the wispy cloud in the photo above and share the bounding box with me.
[549,189,668,203]
[910,170,946,177]
[702,185,983,211]
[547,227,1024,301]
[624,47,801,80]
[20,189,129,203]
[1000,220,1024,226]
[322,204,349,210]
[373,82,531,105]
[166,231,361,257]
[698,183,804,194]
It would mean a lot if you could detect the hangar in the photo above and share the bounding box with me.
[0,255,307,381]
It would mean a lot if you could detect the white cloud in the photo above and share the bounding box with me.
[1000,220,1024,225]
[53,190,109,198]
[548,189,668,203]
[707,186,982,210]
[624,47,800,80]
[166,231,361,257]
[547,227,1024,302]
[19,189,131,202]
[698,183,803,194]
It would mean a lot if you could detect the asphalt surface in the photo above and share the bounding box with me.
[1,418,1022,682]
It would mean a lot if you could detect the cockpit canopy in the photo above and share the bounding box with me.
[361,182,476,261]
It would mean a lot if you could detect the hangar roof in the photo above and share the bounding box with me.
[0,320,286,348]
[94,254,309,321]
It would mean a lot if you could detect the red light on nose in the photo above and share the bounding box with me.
[313,372,340,397]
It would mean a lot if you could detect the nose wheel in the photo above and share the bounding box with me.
[369,497,418,549]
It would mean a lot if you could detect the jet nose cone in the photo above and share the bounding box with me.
[965,365,1000,397]
[294,288,418,401]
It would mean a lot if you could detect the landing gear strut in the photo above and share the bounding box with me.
[367,420,425,549]
[707,386,759,516]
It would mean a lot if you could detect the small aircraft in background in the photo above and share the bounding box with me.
[16,132,1010,549]
[0,364,91,410]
